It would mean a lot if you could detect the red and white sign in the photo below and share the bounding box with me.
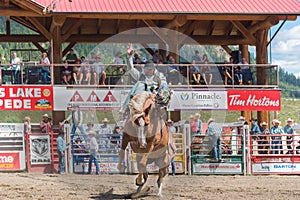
[0,86,53,110]
[227,90,280,111]
[0,152,20,170]
[193,163,242,173]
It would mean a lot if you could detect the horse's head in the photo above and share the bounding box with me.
[128,91,155,126]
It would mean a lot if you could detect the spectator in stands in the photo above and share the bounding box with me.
[190,58,201,85]
[89,52,96,64]
[167,57,182,85]
[201,60,212,85]
[259,122,270,154]
[57,130,68,174]
[194,113,202,134]
[239,57,252,85]
[78,56,91,85]
[250,118,260,136]
[39,52,50,84]
[72,58,81,85]
[24,116,31,135]
[60,60,73,85]
[111,126,122,147]
[99,118,113,134]
[152,50,163,64]
[40,114,51,133]
[92,55,106,85]
[85,122,94,133]
[65,49,77,64]
[190,115,198,136]
[284,118,294,154]
[113,51,125,76]
[207,118,222,162]
[270,119,284,154]
[191,50,201,64]
[167,119,176,133]
[238,116,248,125]
[87,131,100,175]
[11,52,21,84]
[62,105,85,135]
[233,63,243,85]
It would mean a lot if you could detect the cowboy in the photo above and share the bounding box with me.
[87,131,100,175]
[62,105,85,135]
[120,44,171,118]
[40,113,51,133]
[284,118,294,154]
[270,119,284,154]
[207,118,222,162]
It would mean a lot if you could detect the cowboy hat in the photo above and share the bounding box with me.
[87,122,94,127]
[207,118,215,124]
[144,60,155,69]
[167,119,173,123]
[102,118,109,122]
[260,122,268,126]
[189,115,194,119]
[287,118,293,122]
[42,114,49,118]
[195,113,201,117]
[273,119,281,124]
[238,116,245,121]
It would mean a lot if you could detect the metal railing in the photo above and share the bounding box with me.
[0,62,279,88]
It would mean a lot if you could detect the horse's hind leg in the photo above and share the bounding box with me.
[117,133,129,172]
[157,166,168,196]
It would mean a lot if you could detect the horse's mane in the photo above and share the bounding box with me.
[129,91,154,122]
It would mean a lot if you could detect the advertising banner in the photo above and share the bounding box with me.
[227,90,280,111]
[252,163,300,174]
[193,163,242,174]
[54,87,128,111]
[0,152,20,170]
[0,86,53,110]
[30,135,51,165]
[169,90,228,110]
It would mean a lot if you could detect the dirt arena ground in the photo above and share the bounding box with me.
[0,173,299,200]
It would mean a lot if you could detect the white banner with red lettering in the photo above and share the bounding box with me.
[0,86,53,110]
[53,87,128,111]
[193,163,242,173]
[227,90,280,111]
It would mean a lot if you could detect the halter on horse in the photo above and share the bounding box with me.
[118,91,174,196]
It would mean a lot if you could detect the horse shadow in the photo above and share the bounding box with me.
[90,188,153,199]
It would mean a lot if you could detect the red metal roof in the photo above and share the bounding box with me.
[32,0,300,14]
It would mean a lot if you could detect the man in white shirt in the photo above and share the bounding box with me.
[11,52,21,84]
[87,131,100,174]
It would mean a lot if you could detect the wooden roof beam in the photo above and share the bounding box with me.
[143,19,171,44]
[231,20,256,43]
[6,16,10,35]
[27,17,51,41]
[0,34,47,42]
[221,45,232,54]
[32,41,45,53]
[140,43,155,55]
[0,8,41,16]
[164,15,187,29]
[11,0,43,15]
[4,0,10,7]
[62,19,83,41]
[63,42,77,57]
[207,20,216,36]
[11,16,39,32]
[50,15,66,33]
[249,16,279,33]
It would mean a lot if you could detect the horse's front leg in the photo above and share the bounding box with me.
[117,133,129,172]
[157,166,168,196]
[135,154,148,187]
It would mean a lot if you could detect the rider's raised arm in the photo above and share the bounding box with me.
[126,44,140,81]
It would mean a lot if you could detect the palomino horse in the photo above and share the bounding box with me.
[118,91,174,196]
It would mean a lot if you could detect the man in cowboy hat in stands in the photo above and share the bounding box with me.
[270,119,284,154]
[62,105,85,135]
[40,113,52,133]
[99,118,113,149]
[284,118,294,154]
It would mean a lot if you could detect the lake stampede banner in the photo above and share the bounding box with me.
[227,90,281,111]
[0,86,53,110]
[30,135,51,165]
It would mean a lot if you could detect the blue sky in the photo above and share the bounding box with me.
[269,17,300,76]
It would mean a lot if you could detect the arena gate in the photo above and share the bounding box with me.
[190,123,247,175]
[249,133,300,174]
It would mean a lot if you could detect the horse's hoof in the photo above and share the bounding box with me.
[139,142,147,149]
[117,164,123,172]
[135,178,144,186]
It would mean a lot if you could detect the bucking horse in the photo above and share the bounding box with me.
[118,90,174,197]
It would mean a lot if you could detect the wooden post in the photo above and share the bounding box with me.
[256,29,269,124]
[239,45,252,122]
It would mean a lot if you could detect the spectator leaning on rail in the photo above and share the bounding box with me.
[259,122,270,154]
[40,114,52,133]
[207,118,223,163]
[250,118,261,138]
[62,105,85,135]
[284,118,294,154]
[270,119,284,154]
